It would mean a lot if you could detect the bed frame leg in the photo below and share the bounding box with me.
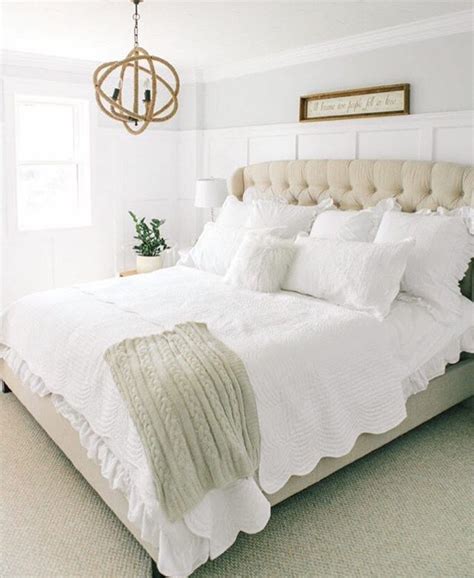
[151,560,163,578]
[1,380,11,394]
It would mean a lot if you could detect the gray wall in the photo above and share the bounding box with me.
[200,32,474,130]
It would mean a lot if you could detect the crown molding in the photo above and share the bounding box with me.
[1,9,472,86]
[1,50,196,85]
[201,9,474,83]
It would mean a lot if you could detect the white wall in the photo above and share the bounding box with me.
[200,32,473,129]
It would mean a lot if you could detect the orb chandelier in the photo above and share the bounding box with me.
[93,0,180,135]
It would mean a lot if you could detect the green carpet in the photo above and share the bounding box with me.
[1,393,472,577]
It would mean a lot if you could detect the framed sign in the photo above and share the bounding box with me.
[299,83,410,122]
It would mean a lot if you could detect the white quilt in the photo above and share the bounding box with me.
[1,266,473,576]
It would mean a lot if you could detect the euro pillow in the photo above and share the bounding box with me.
[215,195,252,228]
[245,199,332,239]
[374,212,473,320]
[225,234,296,293]
[184,222,279,276]
[310,198,400,242]
[283,237,415,319]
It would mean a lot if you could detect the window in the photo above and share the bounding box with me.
[15,95,91,231]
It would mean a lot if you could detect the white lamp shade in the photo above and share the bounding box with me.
[195,178,228,208]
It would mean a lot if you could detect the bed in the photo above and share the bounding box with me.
[1,159,473,577]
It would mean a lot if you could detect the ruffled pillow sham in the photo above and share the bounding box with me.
[374,212,473,321]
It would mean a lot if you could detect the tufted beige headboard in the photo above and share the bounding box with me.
[230,159,473,300]
[230,160,473,211]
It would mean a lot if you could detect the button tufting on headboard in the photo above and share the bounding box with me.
[230,160,473,211]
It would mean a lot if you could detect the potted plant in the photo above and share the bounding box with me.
[129,211,170,273]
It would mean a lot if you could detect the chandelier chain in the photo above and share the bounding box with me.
[132,2,140,47]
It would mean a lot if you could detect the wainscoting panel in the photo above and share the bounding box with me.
[248,134,297,164]
[298,132,356,160]
[177,198,198,248]
[433,126,474,165]
[357,129,421,160]
[207,136,248,178]
[115,132,176,201]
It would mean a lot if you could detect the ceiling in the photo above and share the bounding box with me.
[1,1,471,69]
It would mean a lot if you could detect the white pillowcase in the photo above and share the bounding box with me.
[184,222,278,276]
[310,198,400,242]
[416,206,474,234]
[310,210,375,241]
[242,187,284,203]
[215,196,251,228]
[225,234,296,293]
[374,212,473,320]
[245,199,332,239]
[283,237,415,319]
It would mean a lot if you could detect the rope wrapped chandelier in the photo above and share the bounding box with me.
[93,0,180,135]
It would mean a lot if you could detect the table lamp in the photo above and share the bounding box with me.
[195,178,228,222]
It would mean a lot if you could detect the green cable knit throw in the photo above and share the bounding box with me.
[105,322,260,522]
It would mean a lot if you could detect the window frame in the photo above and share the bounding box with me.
[14,94,91,232]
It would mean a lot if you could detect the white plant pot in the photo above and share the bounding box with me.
[136,255,163,274]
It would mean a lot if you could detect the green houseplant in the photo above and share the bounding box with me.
[129,211,170,273]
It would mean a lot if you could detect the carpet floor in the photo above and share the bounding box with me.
[0,393,472,578]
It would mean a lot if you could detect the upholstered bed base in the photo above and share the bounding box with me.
[1,357,473,574]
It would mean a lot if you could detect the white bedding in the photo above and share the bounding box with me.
[1,265,473,576]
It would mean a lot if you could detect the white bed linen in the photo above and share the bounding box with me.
[1,267,473,576]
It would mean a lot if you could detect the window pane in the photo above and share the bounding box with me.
[17,102,75,161]
[17,164,81,230]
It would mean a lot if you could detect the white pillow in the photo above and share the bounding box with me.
[416,206,474,235]
[283,237,415,319]
[245,199,331,239]
[184,222,279,276]
[225,234,296,293]
[374,212,473,320]
[310,198,400,242]
[310,210,374,241]
[215,196,251,228]
[242,187,285,204]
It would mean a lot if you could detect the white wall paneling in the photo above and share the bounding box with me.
[206,136,248,179]
[433,126,474,165]
[298,132,356,160]
[200,111,472,182]
[248,134,297,164]
[357,129,421,160]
